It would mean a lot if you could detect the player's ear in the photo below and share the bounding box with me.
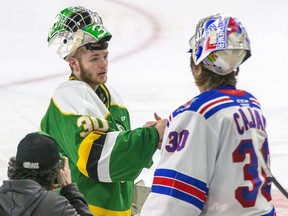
[190,55,202,76]
[192,63,202,76]
[69,57,80,73]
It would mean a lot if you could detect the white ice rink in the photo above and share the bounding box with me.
[1,0,287,213]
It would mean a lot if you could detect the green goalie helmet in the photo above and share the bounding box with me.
[47,6,112,61]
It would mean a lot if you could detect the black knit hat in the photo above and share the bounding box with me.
[16,132,60,170]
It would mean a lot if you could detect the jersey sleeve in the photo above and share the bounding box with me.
[77,127,159,182]
[141,110,217,216]
[40,81,159,183]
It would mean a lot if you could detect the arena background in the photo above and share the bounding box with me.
[1,0,287,213]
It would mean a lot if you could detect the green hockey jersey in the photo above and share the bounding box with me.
[40,79,159,216]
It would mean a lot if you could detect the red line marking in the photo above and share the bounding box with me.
[0,0,160,89]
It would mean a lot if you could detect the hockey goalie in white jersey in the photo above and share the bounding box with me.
[141,13,276,216]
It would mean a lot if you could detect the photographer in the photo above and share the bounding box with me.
[0,132,92,216]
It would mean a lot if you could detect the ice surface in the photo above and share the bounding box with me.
[0,0,287,212]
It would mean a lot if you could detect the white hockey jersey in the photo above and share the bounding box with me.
[141,85,276,216]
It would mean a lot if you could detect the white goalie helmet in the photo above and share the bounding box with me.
[189,13,251,75]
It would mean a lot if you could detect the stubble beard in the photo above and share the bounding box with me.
[79,63,107,90]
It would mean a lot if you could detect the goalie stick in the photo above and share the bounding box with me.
[251,129,288,199]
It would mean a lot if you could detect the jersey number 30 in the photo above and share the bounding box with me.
[165,130,189,152]
[232,138,271,208]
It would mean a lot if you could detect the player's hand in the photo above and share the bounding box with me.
[57,157,72,187]
[153,113,167,148]
[143,112,162,127]
[143,113,167,149]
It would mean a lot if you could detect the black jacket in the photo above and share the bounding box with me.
[0,179,92,216]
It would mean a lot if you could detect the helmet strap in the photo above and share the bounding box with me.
[84,40,109,50]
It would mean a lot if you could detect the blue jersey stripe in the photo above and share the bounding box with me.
[152,168,208,210]
[154,168,208,192]
[172,91,261,120]
[203,101,236,119]
[261,207,275,216]
[152,185,205,210]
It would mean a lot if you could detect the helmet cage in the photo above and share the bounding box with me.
[48,6,112,60]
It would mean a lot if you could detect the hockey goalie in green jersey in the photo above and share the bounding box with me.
[41,6,167,216]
